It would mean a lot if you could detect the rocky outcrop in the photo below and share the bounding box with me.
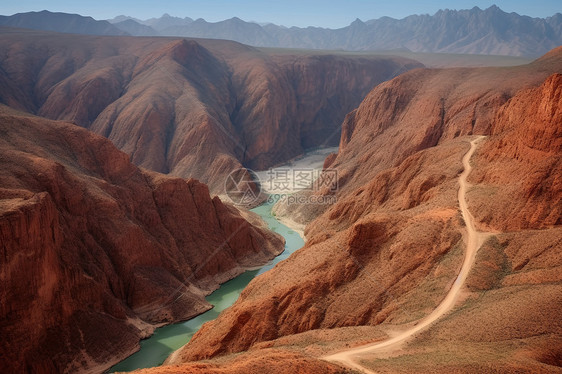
[163,49,562,372]
[0,30,421,193]
[469,73,562,231]
[279,46,562,228]
[0,106,284,373]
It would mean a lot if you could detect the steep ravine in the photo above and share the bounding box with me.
[111,147,337,372]
[0,107,284,374]
[0,30,422,193]
[111,203,305,372]
[145,49,561,373]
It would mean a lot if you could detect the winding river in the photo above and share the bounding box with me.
[110,203,305,372]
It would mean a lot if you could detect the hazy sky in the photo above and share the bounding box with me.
[2,1,560,27]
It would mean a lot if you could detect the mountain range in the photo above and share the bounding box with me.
[0,6,561,56]
[0,28,419,193]
[110,6,562,56]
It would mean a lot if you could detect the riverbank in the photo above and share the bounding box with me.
[257,147,337,238]
[109,203,304,372]
[110,147,338,372]
[272,211,305,238]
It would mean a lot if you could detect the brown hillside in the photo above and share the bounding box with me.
[0,28,421,192]
[0,106,283,373]
[160,49,561,372]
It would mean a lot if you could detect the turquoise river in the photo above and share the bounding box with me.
[110,202,304,372]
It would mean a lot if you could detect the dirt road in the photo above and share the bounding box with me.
[322,137,492,373]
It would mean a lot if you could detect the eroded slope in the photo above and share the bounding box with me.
[0,106,283,373]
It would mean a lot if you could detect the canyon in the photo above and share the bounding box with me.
[0,28,420,193]
[0,27,418,373]
[150,49,561,373]
[0,105,284,373]
[0,19,559,374]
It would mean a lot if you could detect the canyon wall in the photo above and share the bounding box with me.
[0,106,284,373]
[162,49,562,372]
[469,72,562,231]
[0,29,421,193]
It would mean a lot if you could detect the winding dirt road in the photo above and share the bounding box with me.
[322,137,492,374]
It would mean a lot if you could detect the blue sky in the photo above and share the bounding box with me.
[2,1,560,27]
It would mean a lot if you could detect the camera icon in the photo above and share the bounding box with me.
[224,168,262,206]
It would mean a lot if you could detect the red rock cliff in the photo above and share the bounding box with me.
[163,49,562,372]
[280,46,562,227]
[0,106,284,373]
[468,73,562,230]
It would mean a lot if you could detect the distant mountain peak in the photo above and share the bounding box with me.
[485,4,505,14]
[351,18,365,26]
